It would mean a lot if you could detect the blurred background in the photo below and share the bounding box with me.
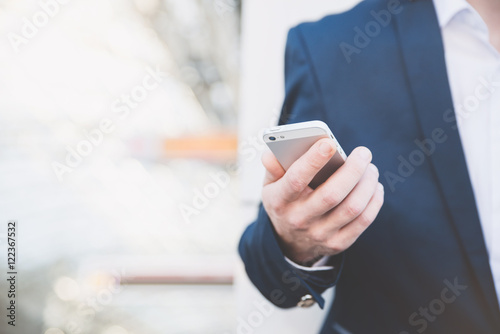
[0,0,358,333]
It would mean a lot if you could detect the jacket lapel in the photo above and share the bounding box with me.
[393,0,500,318]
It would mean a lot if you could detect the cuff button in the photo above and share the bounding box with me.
[297,294,315,308]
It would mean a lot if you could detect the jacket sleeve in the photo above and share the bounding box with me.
[238,26,345,309]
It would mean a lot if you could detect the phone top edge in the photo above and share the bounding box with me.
[262,120,347,160]
[262,120,329,136]
[263,127,329,143]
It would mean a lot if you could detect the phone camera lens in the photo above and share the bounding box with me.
[269,136,276,141]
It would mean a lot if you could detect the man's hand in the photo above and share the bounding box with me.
[261,139,384,265]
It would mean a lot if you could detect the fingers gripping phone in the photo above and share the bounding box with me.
[263,120,347,189]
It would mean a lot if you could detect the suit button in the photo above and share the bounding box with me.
[297,294,315,308]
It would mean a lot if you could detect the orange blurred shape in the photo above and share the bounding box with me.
[163,132,237,161]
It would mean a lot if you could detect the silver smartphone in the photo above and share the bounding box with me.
[263,120,347,189]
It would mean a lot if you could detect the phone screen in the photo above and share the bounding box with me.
[266,132,345,189]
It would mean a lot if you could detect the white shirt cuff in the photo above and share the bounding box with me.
[285,255,334,271]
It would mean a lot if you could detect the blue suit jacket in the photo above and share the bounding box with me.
[239,0,500,333]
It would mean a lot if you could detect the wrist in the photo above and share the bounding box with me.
[300,255,326,267]
[279,239,325,266]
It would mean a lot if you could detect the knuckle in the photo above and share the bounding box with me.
[271,200,285,216]
[265,198,281,215]
[340,236,356,252]
[358,211,374,228]
[285,172,306,193]
[325,237,344,254]
[310,228,325,243]
[344,199,363,218]
[263,191,287,216]
[287,215,306,230]
[306,152,326,171]
[336,232,358,252]
[321,191,342,208]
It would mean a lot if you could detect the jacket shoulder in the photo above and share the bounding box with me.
[289,0,404,51]
[295,0,403,34]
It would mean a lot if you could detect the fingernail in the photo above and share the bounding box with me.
[319,142,333,156]
[377,183,384,193]
[358,147,371,161]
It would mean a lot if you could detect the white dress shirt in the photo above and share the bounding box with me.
[433,0,500,305]
[288,0,500,307]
